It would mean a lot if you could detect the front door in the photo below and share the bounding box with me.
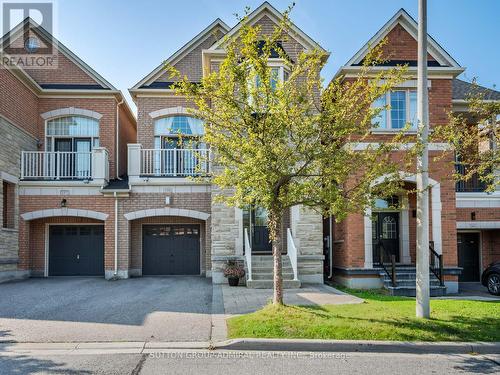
[458,232,480,282]
[251,207,271,253]
[372,212,400,263]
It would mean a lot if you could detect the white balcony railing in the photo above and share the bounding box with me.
[20,149,109,183]
[139,148,210,177]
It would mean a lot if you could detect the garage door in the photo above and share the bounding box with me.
[143,224,200,275]
[49,225,104,276]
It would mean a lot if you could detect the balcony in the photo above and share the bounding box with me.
[128,144,210,180]
[455,164,487,193]
[20,148,109,184]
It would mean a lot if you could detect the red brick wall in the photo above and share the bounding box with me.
[28,216,102,274]
[380,23,436,62]
[130,216,207,274]
[118,105,136,177]
[38,97,118,177]
[136,96,195,148]
[456,208,500,222]
[19,195,115,272]
[0,69,39,136]
[482,230,500,270]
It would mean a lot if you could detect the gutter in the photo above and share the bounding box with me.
[114,191,118,277]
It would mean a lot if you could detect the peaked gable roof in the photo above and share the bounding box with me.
[131,18,230,90]
[208,1,327,53]
[1,17,117,90]
[344,8,461,69]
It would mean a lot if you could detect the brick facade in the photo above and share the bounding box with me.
[2,6,498,289]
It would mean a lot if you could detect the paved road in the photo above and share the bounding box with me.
[0,277,213,342]
[0,351,498,374]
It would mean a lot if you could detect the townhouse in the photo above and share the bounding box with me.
[0,2,498,294]
[0,18,136,280]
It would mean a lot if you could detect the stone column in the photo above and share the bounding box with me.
[290,205,324,283]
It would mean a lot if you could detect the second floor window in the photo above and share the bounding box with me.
[372,90,417,130]
[153,116,205,150]
[46,116,100,151]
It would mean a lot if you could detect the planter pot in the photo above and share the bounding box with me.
[228,277,240,286]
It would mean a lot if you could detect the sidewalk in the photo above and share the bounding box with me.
[221,284,364,315]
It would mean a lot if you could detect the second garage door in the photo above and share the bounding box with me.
[142,224,201,275]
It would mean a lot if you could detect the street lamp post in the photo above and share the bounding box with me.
[416,0,431,319]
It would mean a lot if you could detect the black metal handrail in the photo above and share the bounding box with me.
[377,240,396,287]
[429,241,444,286]
[455,164,487,192]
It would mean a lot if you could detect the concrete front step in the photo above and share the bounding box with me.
[251,272,295,280]
[379,273,441,281]
[246,279,301,289]
[386,285,447,297]
[383,280,444,288]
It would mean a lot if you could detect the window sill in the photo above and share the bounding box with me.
[1,227,18,233]
[370,129,418,135]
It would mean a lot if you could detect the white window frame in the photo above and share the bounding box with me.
[45,116,100,152]
[372,89,418,132]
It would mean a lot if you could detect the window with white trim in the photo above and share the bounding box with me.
[45,116,99,151]
[371,90,418,130]
[153,115,205,150]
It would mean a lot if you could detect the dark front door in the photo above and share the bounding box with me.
[373,212,400,263]
[49,225,104,276]
[251,207,271,253]
[142,224,200,275]
[458,232,480,282]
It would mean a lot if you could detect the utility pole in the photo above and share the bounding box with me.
[416,0,430,318]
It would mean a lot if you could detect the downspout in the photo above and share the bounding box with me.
[115,98,124,180]
[114,191,118,277]
[328,215,333,279]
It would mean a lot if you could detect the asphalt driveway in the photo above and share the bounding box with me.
[0,277,213,343]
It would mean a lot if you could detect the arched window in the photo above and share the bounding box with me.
[152,116,208,176]
[153,116,205,150]
[46,116,99,152]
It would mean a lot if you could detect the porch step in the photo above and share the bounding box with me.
[378,267,446,296]
[386,285,447,297]
[246,279,301,289]
[245,255,301,289]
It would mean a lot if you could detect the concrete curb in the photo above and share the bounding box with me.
[0,339,499,355]
[214,338,500,355]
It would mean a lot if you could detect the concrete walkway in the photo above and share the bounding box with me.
[221,284,364,315]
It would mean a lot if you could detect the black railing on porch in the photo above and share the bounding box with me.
[377,240,397,287]
[429,241,445,286]
[455,164,487,192]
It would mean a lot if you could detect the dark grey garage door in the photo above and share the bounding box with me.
[143,224,200,275]
[49,225,104,276]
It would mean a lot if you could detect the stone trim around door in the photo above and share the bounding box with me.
[364,172,442,268]
[124,207,210,221]
[21,208,108,221]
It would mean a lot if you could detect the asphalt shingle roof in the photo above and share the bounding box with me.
[452,79,500,101]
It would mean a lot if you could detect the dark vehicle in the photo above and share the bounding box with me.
[481,261,500,296]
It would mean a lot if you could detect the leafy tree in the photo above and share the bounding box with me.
[433,81,499,192]
[168,6,411,304]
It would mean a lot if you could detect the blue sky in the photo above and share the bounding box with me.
[21,0,500,111]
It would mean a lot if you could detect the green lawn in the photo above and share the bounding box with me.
[227,288,500,341]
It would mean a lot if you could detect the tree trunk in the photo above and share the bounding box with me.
[268,209,283,305]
